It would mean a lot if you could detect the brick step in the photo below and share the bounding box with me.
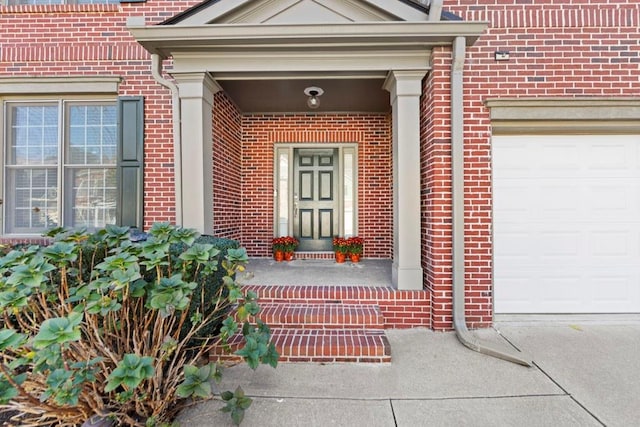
[241,284,432,329]
[211,328,391,363]
[256,302,385,329]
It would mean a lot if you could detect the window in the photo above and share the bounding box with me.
[4,100,117,233]
[5,0,119,4]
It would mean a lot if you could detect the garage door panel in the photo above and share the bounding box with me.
[538,142,581,171]
[591,276,636,309]
[590,231,634,258]
[589,143,629,170]
[494,134,640,314]
[493,183,531,213]
[589,184,632,216]
[539,184,581,215]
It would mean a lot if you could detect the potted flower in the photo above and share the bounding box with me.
[332,237,349,263]
[272,236,298,261]
[346,236,364,262]
[281,236,298,260]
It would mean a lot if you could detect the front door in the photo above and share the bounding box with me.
[293,148,339,251]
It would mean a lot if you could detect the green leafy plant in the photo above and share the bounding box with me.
[0,224,278,426]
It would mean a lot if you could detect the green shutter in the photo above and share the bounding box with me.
[116,96,144,229]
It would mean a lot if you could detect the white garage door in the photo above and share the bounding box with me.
[493,135,640,314]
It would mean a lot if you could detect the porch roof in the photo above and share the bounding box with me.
[128,21,487,59]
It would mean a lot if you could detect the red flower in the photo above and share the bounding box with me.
[332,237,349,253]
[272,236,299,252]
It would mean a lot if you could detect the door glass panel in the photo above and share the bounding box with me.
[277,150,289,236]
[344,149,355,236]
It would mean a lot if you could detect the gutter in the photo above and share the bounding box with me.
[151,54,183,227]
[450,37,532,367]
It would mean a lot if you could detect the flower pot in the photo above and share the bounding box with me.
[274,250,284,262]
[335,252,346,263]
[350,253,360,263]
[284,251,294,261]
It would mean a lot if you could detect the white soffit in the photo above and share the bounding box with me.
[173,0,429,26]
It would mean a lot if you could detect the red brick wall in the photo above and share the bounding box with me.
[421,47,454,331]
[212,93,243,240]
[240,114,393,258]
[0,2,202,230]
[425,0,640,330]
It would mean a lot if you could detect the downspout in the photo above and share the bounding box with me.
[151,54,183,227]
[450,37,532,367]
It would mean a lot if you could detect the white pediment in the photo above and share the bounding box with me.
[173,0,429,26]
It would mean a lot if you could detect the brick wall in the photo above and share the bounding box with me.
[240,114,393,258]
[212,93,243,240]
[425,0,640,330]
[422,47,455,331]
[0,2,202,230]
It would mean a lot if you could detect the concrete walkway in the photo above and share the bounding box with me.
[177,321,640,426]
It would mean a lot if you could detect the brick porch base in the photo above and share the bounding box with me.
[211,284,431,363]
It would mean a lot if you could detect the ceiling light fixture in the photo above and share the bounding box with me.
[304,86,324,109]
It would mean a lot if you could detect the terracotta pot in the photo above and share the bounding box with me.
[350,253,360,263]
[335,251,346,263]
[284,251,294,261]
[274,250,284,262]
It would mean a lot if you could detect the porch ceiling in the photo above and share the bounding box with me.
[218,77,389,113]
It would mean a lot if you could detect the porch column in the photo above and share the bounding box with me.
[173,72,221,235]
[383,71,426,290]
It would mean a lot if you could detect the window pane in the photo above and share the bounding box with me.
[5,168,58,233]
[66,167,116,229]
[8,104,59,166]
[67,104,117,165]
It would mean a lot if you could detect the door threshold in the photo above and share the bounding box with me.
[293,251,335,260]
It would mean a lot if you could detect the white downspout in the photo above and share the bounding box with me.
[450,37,532,367]
[151,54,183,227]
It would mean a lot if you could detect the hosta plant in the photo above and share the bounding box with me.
[0,223,278,426]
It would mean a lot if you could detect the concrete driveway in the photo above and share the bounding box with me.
[178,321,640,426]
[494,321,640,427]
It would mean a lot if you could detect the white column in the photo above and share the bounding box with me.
[383,71,426,290]
[173,72,221,235]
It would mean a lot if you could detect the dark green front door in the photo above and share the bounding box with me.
[293,148,339,251]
